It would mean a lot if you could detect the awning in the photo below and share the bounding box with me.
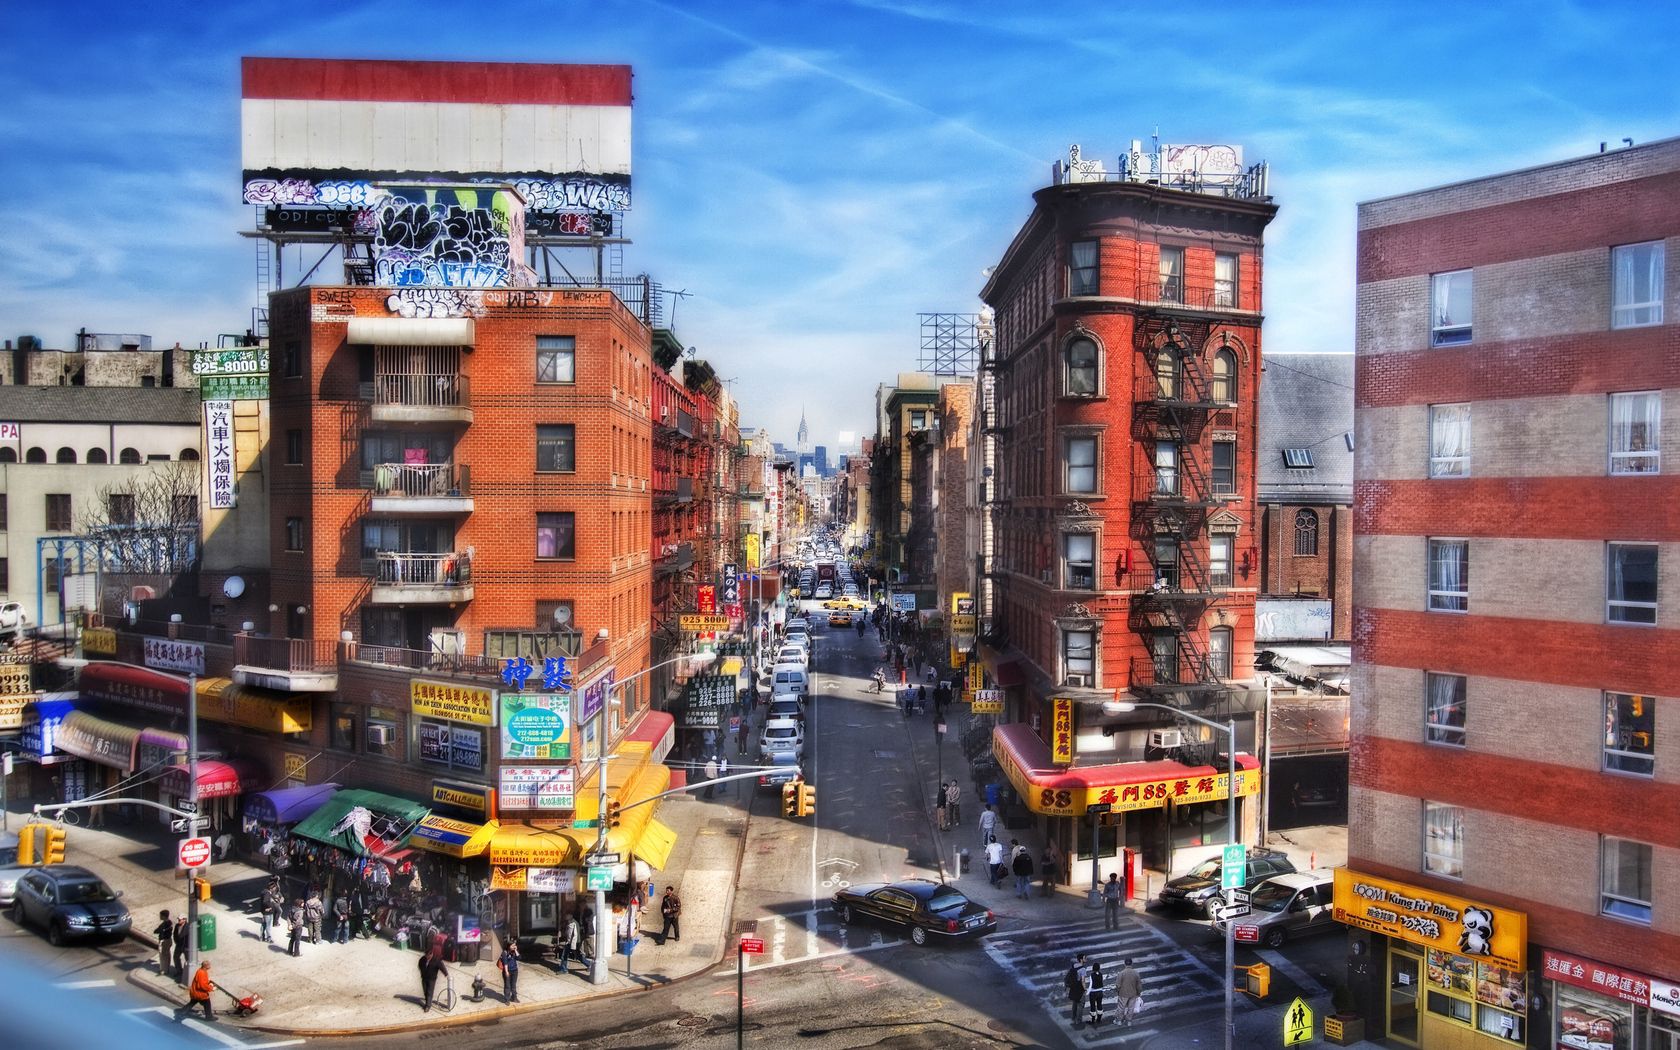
[993,722,1260,818]
[77,664,313,733]
[490,758,679,872]
[291,788,431,857]
[489,822,587,867]
[246,783,340,825]
[159,759,266,800]
[54,711,141,771]
[634,818,677,871]
[1260,646,1351,682]
[623,709,676,765]
[410,815,498,859]
[347,317,476,346]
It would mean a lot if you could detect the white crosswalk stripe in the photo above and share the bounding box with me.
[739,906,904,971]
[982,917,1249,1046]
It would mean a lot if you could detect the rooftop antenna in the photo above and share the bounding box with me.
[664,288,692,327]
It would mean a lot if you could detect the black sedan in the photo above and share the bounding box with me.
[831,879,995,945]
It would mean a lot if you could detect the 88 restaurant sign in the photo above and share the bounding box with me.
[995,726,1261,817]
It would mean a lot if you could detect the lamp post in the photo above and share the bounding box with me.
[587,648,717,986]
[1105,700,1240,1050]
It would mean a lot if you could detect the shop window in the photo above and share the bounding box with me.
[1603,692,1655,776]
[417,719,485,773]
[1553,986,1632,1050]
[1423,800,1463,878]
[365,707,404,759]
[329,704,358,752]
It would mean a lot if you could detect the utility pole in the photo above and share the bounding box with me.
[185,672,199,976]
[590,691,611,985]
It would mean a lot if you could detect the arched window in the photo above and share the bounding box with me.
[87,448,107,463]
[1211,348,1237,403]
[1295,509,1320,556]
[1209,626,1233,678]
[119,448,142,464]
[179,448,200,461]
[26,447,46,463]
[56,447,77,464]
[1155,348,1180,399]
[0,448,15,463]
[1064,337,1099,395]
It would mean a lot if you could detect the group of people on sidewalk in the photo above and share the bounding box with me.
[252,876,363,956]
[1065,954,1145,1028]
[973,805,1067,900]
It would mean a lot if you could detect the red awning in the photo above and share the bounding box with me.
[624,709,676,764]
[993,722,1260,816]
[160,759,265,800]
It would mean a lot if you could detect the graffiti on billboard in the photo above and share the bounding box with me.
[374,199,515,288]
[242,172,632,214]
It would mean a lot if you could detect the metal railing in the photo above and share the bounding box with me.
[372,551,473,587]
[370,462,470,498]
[371,372,470,409]
[348,643,502,680]
[234,634,339,673]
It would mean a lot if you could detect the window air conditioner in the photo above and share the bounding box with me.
[1149,728,1184,749]
[660,405,670,421]
[1065,673,1092,687]
[367,725,395,746]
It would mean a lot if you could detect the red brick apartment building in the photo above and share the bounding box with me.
[977,146,1277,879]
[1347,138,1680,1049]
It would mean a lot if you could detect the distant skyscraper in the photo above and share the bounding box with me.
[814,445,829,477]
[796,407,809,451]
[837,429,856,452]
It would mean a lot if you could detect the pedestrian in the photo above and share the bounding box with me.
[333,894,351,943]
[984,837,1005,888]
[946,780,961,825]
[736,718,749,755]
[1085,960,1107,1025]
[1116,957,1144,1027]
[188,960,215,1021]
[978,803,998,848]
[259,878,283,943]
[1011,841,1035,899]
[418,944,447,1011]
[660,886,682,944]
[985,781,1000,809]
[1065,953,1090,1025]
[498,940,520,1003]
[153,910,173,974]
[704,756,719,800]
[1103,871,1125,930]
[350,889,368,939]
[556,911,581,974]
[1040,845,1059,896]
[719,756,731,796]
[580,907,595,964]
[172,915,190,979]
[935,794,947,831]
[304,888,324,944]
[286,899,305,956]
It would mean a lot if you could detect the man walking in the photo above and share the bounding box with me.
[172,915,190,979]
[1065,953,1090,1025]
[579,907,595,966]
[304,887,324,944]
[286,898,305,956]
[418,944,447,1011]
[153,910,174,974]
[1116,957,1144,1027]
[946,780,961,826]
[984,837,1005,888]
[188,960,216,1021]
[556,911,581,974]
[332,894,351,943]
[659,886,682,944]
[497,940,521,1003]
[978,803,997,848]
[1104,871,1125,930]
[704,756,719,800]
[1010,840,1035,899]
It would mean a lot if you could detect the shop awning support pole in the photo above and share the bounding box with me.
[1224,714,1236,1050]
[186,672,200,978]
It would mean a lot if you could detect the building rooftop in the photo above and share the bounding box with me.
[1257,353,1353,504]
[0,386,201,424]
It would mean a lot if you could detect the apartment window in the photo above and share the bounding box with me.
[1429,404,1471,477]
[282,339,303,378]
[0,493,8,531]
[329,704,358,751]
[536,336,576,383]
[1213,252,1238,307]
[536,512,576,560]
[1209,534,1233,587]
[285,517,304,551]
[1153,538,1180,589]
[1208,626,1233,678]
[1155,350,1180,399]
[1063,533,1095,590]
[285,429,304,465]
[1431,270,1473,345]
[1211,348,1237,402]
[1423,801,1464,879]
[1600,837,1652,924]
[1212,440,1236,494]
[537,425,576,472]
[1603,692,1655,776]
[1425,672,1467,746]
[1064,337,1099,395]
[910,410,928,430]
[1295,509,1319,556]
[45,493,71,531]
[1159,246,1184,303]
[1062,628,1095,685]
[1608,391,1660,474]
[1150,633,1179,684]
[1153,442,1178,495]
[1428,539,1468,612]
[1069,239,1099,296]
[1611,241,1664,328]
[173,495,198,522]
[1065,435,1097,494]
[365,706,403,760]
[107,494,135,526]
[55,447,76,464]
[1607,543,1657,624]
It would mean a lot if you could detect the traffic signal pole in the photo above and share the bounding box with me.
[185,672,199,977]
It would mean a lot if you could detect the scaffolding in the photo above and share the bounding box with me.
[917,312,991,376]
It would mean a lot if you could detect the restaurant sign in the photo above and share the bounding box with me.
[1542,949,1680,1017]
[82,627,117,655]
[1332,868,1526,972]
[1051,697,1074,764]
[490,865,581,892]
[970,689,1004,715]
[410,679,497,726]
[498,765,576,811]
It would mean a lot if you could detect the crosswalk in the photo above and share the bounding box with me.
[982,917,1246,1045]
[738,906,905,971]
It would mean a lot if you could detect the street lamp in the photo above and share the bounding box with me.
[586,647,717,986]
[1105,699,1240,1050]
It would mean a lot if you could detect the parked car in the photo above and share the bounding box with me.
[766,697,804,724]
[775,645,809,668]
[1157,847,1297,919]
[1211,870,1336,948]
[757,750,803,789]
[0,863,42,908]
[759,718,805,757]
[10,866,131,945]
[832,879,996,946]
[770,666,809,700]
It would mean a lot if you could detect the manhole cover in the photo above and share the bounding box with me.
[986,1018,1024,1033]
[677,1015,709,1029]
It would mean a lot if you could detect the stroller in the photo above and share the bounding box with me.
[213,981,263,1017]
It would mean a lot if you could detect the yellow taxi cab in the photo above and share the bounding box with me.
[827,611,853,626]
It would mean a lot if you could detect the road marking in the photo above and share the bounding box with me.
[55,978,116,989]
[181,1016,248,1047]
[1255,944,1326,994]
[244,1042,307,1049]
[806,908,818,959]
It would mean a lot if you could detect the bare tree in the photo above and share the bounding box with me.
[77,461,201,573]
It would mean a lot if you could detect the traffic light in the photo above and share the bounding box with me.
[16,823,39,865]
[606,800,622,829]
[42,826,67,865]
[798,784,817,819]
[781,783,799,817]
[194,876,211,902]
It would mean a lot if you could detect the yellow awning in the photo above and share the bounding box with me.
[488,823,587,867]
[197,677,313,734]
[409,815,497,859]
[571,742,653,822]
[633,818,677,871]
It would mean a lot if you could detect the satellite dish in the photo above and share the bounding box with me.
[552,605,573,627]
[223,576,246,599]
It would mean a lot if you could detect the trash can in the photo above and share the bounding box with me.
[197,914,217,952]
[959,848,971,874]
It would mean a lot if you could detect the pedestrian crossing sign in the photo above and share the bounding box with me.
[1284,996,1314,1045]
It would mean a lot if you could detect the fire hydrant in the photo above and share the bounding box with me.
[470,974,487,1002]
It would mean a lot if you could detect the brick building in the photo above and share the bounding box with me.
[1347,138,1680,1048]
[978,143,1276,881]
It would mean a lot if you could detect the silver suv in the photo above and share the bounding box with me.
[1211,870,1336,948]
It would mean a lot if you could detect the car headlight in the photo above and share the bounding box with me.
[65,914,94,926]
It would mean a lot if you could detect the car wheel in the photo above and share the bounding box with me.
[1203,894,1225,920]
[9,902,23,926]
[1263,927,1287,949]
[48,921,66,947]
[910,925,927,946]
[835,903,853,925]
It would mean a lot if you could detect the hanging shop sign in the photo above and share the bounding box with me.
[1051,697,1074,765]
[0,691,38,731]
[144,638,205,675]
[204,400,237,509]
[82,627,117,655]
[720,563,739,603]
[577,668,614,725]
[1542,949,1680,1017]
[501,693,572,760]
[21,698,74,765]
[431,780,492,818]
[950,592,976,651]
[1332,868,1526,972]
[680,614,728,632]
[968,660,985,693]
[410,679,497,726]
[498,765,576,811]
[970,689,1004,715]
[745,532,761,569]
[698,585,717,614]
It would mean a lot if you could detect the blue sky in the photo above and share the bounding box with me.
[3,1,1676,448]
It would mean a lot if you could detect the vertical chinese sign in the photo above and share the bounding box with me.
[1051,697,1074,765]
[204,400,237,508]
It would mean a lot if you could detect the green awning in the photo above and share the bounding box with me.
[290,788,431,857]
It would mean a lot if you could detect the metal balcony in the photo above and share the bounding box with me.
[233,635,340,692]
[368,551,474,604]
[367,373,472,425]
[369,463,473,515]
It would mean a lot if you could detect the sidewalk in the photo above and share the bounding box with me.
[6,784,748,1036]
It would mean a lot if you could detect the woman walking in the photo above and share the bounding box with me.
[1084,960,1107,1026]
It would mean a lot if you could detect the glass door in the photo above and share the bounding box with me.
[1388,948,1421,1045]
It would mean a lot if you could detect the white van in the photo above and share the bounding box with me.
[771,665,809,700]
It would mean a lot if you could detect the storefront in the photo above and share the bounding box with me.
[289,788,442,943]
[1542,949,1680,1050]
[1333,868,1530,1048]
[17,697,86,803]
[158,758,265,838]
[243,782,340,866]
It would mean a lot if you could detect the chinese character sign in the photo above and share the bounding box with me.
[542,656,571,691]
[1051,697,1074,764]
[502,657,534,690]
[745,532,760,569]
[204,400,237,509]
[698,585,717,614]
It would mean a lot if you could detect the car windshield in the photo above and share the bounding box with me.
[1250,882,1299,912]
[59,880,117,904]
[1186,859,1221,880]
[765,727,797,739]
[927,891,969,914]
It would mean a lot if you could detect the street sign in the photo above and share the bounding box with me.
[588,852,623,865]
[178,837,212,869]
[171,817,212,834]
[1284,996,1315,1046]
[586,866,613,891]
[1215,903,1251,921]
[1229,887,1252,905]
[1221,843,1247,891]
[1085,802,1113,815]
[739,937,766,955]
